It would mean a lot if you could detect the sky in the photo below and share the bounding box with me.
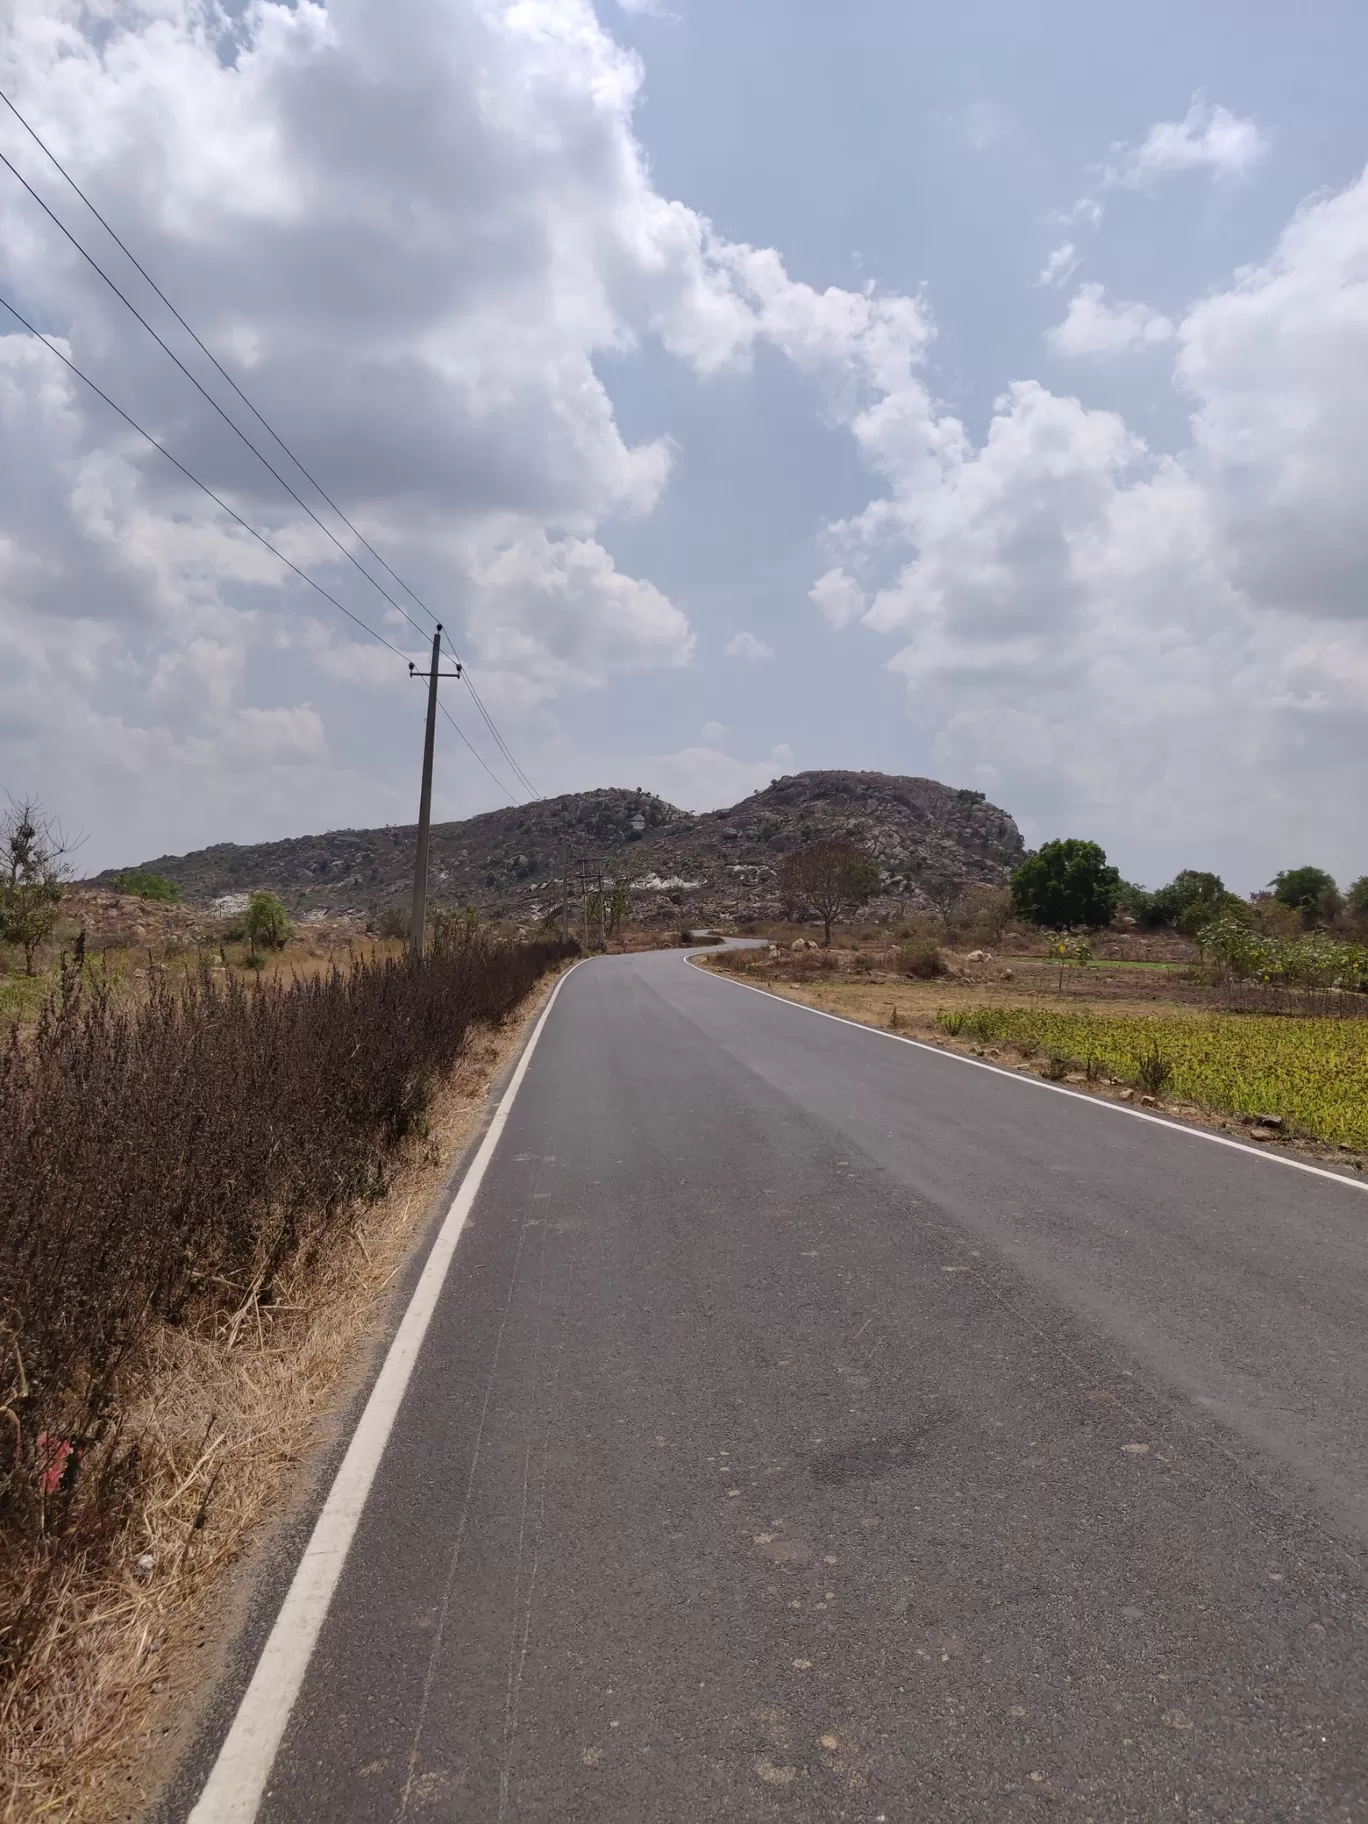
[2,2,1368,889]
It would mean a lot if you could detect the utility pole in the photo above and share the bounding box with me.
[576,856,595,952]
[408,626,461,959]
[598,870,606,952]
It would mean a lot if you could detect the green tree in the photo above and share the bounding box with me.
[1116,881,1158,927]
[1272,866,1340,927]
[1119,870,1240,932]
[1153,870,1232,934]
[114,869,182,904]
[779,839,881,945]
[0,798,74,975]
[243,890,291,955]
[1010,839,1121,932]
[1347,876,1368,925]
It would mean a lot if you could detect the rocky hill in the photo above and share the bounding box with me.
[96,771,1025,928]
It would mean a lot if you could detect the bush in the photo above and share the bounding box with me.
[0,931,574,1671]
[898,939,945,979]
[244,890,291,953]
[372,904,409,941]
[112,870,182,904]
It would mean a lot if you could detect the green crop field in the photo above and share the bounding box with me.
[936,1005,1368,1148]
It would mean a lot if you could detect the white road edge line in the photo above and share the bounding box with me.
[698,959,1368,1196]
[188,961,583,1824]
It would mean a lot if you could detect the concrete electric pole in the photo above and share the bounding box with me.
[408,626,462,959]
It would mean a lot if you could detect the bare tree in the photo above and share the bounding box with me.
[919,872,965,930]
[0,798,78,975]
[778,839,880,945]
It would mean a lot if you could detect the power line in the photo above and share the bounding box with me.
[4,285,526,833]
[460,672,540,798]
[0,84,542,800]
[0,287,411,661]
[437,697,519,805]
[0,139,429,645]
[0,86,434,636]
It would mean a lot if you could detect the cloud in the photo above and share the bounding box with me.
[725,630,776,662]
[814,164,1368,885]
[809,568,866,630]
[0,3,1350,894]
[1035,243,1079,288]
[1047,284,1175,357]
[0,0,922,861]
[1108,99,1267,188]
[700,720,726,741]
[1047,101,1264,270]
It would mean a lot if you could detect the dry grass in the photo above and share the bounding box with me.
[0,976,559,1824]
[748,970,1212,1026]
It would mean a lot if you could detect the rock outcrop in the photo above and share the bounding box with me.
[97,771,1025,927]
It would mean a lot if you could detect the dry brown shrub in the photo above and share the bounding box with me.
[0,933,574,1704]
[0,1008,537,1821]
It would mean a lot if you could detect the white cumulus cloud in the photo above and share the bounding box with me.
[813,163,1368,884]
[0,0,922,862]
[725,631,776,662]
[1047,284,1175,357]
[1109,99,1267,188]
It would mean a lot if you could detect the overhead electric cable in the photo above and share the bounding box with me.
[459,671,540,798]
[0,141,430,644]
[0,287,410,661]
[0,84,542,799]
[437,697,519,805]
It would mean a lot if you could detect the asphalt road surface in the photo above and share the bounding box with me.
[189,947,1368,1822]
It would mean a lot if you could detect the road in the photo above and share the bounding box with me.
[186,945,1368,1822]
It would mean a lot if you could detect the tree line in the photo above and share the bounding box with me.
[1009,839,1366,936]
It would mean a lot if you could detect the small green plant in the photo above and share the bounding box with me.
[1042,1053,1069,1081]
[1135,1042,1172,1097]
[938,1009,966,1035]
[1047,932,1093,993]
[888,1004,902,1029]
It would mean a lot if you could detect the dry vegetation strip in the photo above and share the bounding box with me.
[0,937,574,1821]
